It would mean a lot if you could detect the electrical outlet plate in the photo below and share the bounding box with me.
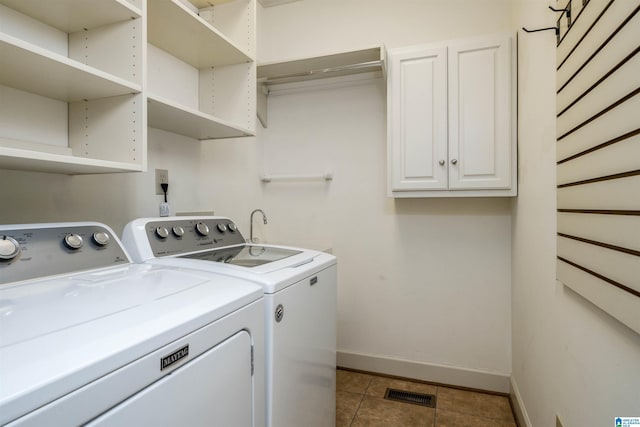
[155,169,169,195]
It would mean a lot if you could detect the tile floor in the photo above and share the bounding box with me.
[336,369,517,427]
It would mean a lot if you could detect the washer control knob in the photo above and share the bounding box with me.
[172,226,185,237]
[155,226,169,239]
[64,233,84,250]
[0,236,21,260]
[92,231,110,247]
[228,223,237,232]
[195,222,210,236]
[217,223,227,233]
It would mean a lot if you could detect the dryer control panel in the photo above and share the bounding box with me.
[0,223,129,285]
[144,218,246,258]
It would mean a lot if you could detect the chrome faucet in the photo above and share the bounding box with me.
[250,209,267,243]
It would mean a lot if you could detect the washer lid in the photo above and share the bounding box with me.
[182,245,302,268]
[147,247,336,294]
[0,264,262,425]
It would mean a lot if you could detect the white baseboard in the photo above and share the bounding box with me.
[337,350,510,394]
[509,376,532,427]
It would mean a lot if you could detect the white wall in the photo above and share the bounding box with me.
[511,1,640,426]
[3,2,636,423]
[258,0,514,60]
[0,128,206,233]
[197,132,264,234]
[252,0,515,389]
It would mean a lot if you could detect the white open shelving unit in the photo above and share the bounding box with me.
[146,0,256,140]
[0,0,146,174]
[1,0,256,174]
[256,46,384,127]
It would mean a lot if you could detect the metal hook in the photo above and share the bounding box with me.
[549,4,572,26]
[549,6,569,15]
[522,26,561,44]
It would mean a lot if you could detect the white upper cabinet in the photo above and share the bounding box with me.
[448,36,512,190]
[388,34,516,198]
[388,45,447,191]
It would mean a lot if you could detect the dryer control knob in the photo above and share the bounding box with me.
[0,236,21,260]
[195,222,210,236]
[228,223,237,232]
[92,231,110,246]
[155,226,169,239]
[64,233,84,250]
[172,226,185,237]
[217,223,227,233]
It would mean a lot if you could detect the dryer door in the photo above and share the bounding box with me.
[87,331,253,426]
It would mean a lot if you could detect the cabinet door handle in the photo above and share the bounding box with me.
[451,159,458,165]
[439,160,445,166]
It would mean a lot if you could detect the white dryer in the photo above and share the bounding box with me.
[122,216,337,427]
[0,222,264,426]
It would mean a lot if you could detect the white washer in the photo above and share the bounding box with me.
[0,222,265,427]
[122,216,337,427]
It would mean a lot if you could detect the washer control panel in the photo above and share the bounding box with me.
[0,224,129,285]
[145,219,246,257]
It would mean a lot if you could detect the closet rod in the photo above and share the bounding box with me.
[257,60,383,83]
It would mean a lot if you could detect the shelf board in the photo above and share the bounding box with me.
[258,46,385,86]
[0,0,141,33]
[0,34,141,102]
[148,0,252,69]
[187,0,236,7]
[147,95,254,140]
[0,146,144,174]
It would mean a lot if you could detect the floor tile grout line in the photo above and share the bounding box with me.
[348,392,366,427]
[433,386,439,426]
[348,377,372,427]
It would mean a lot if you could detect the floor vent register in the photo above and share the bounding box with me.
[384,388,436,408]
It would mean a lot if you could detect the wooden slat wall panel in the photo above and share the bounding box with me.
[557,25,639,114]
[557,176,640,210]
[558,236,640,293]
[557,260,640,332]
[556,0,640,334]
[557,0,639,90]
[557,133,640,184]
[558,212,640,252]
[556,0,612,61]
[557,95,640,159]
[557,54,640,135]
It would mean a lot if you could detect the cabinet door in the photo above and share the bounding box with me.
[448,36,511,190]
[388,45,448,191]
